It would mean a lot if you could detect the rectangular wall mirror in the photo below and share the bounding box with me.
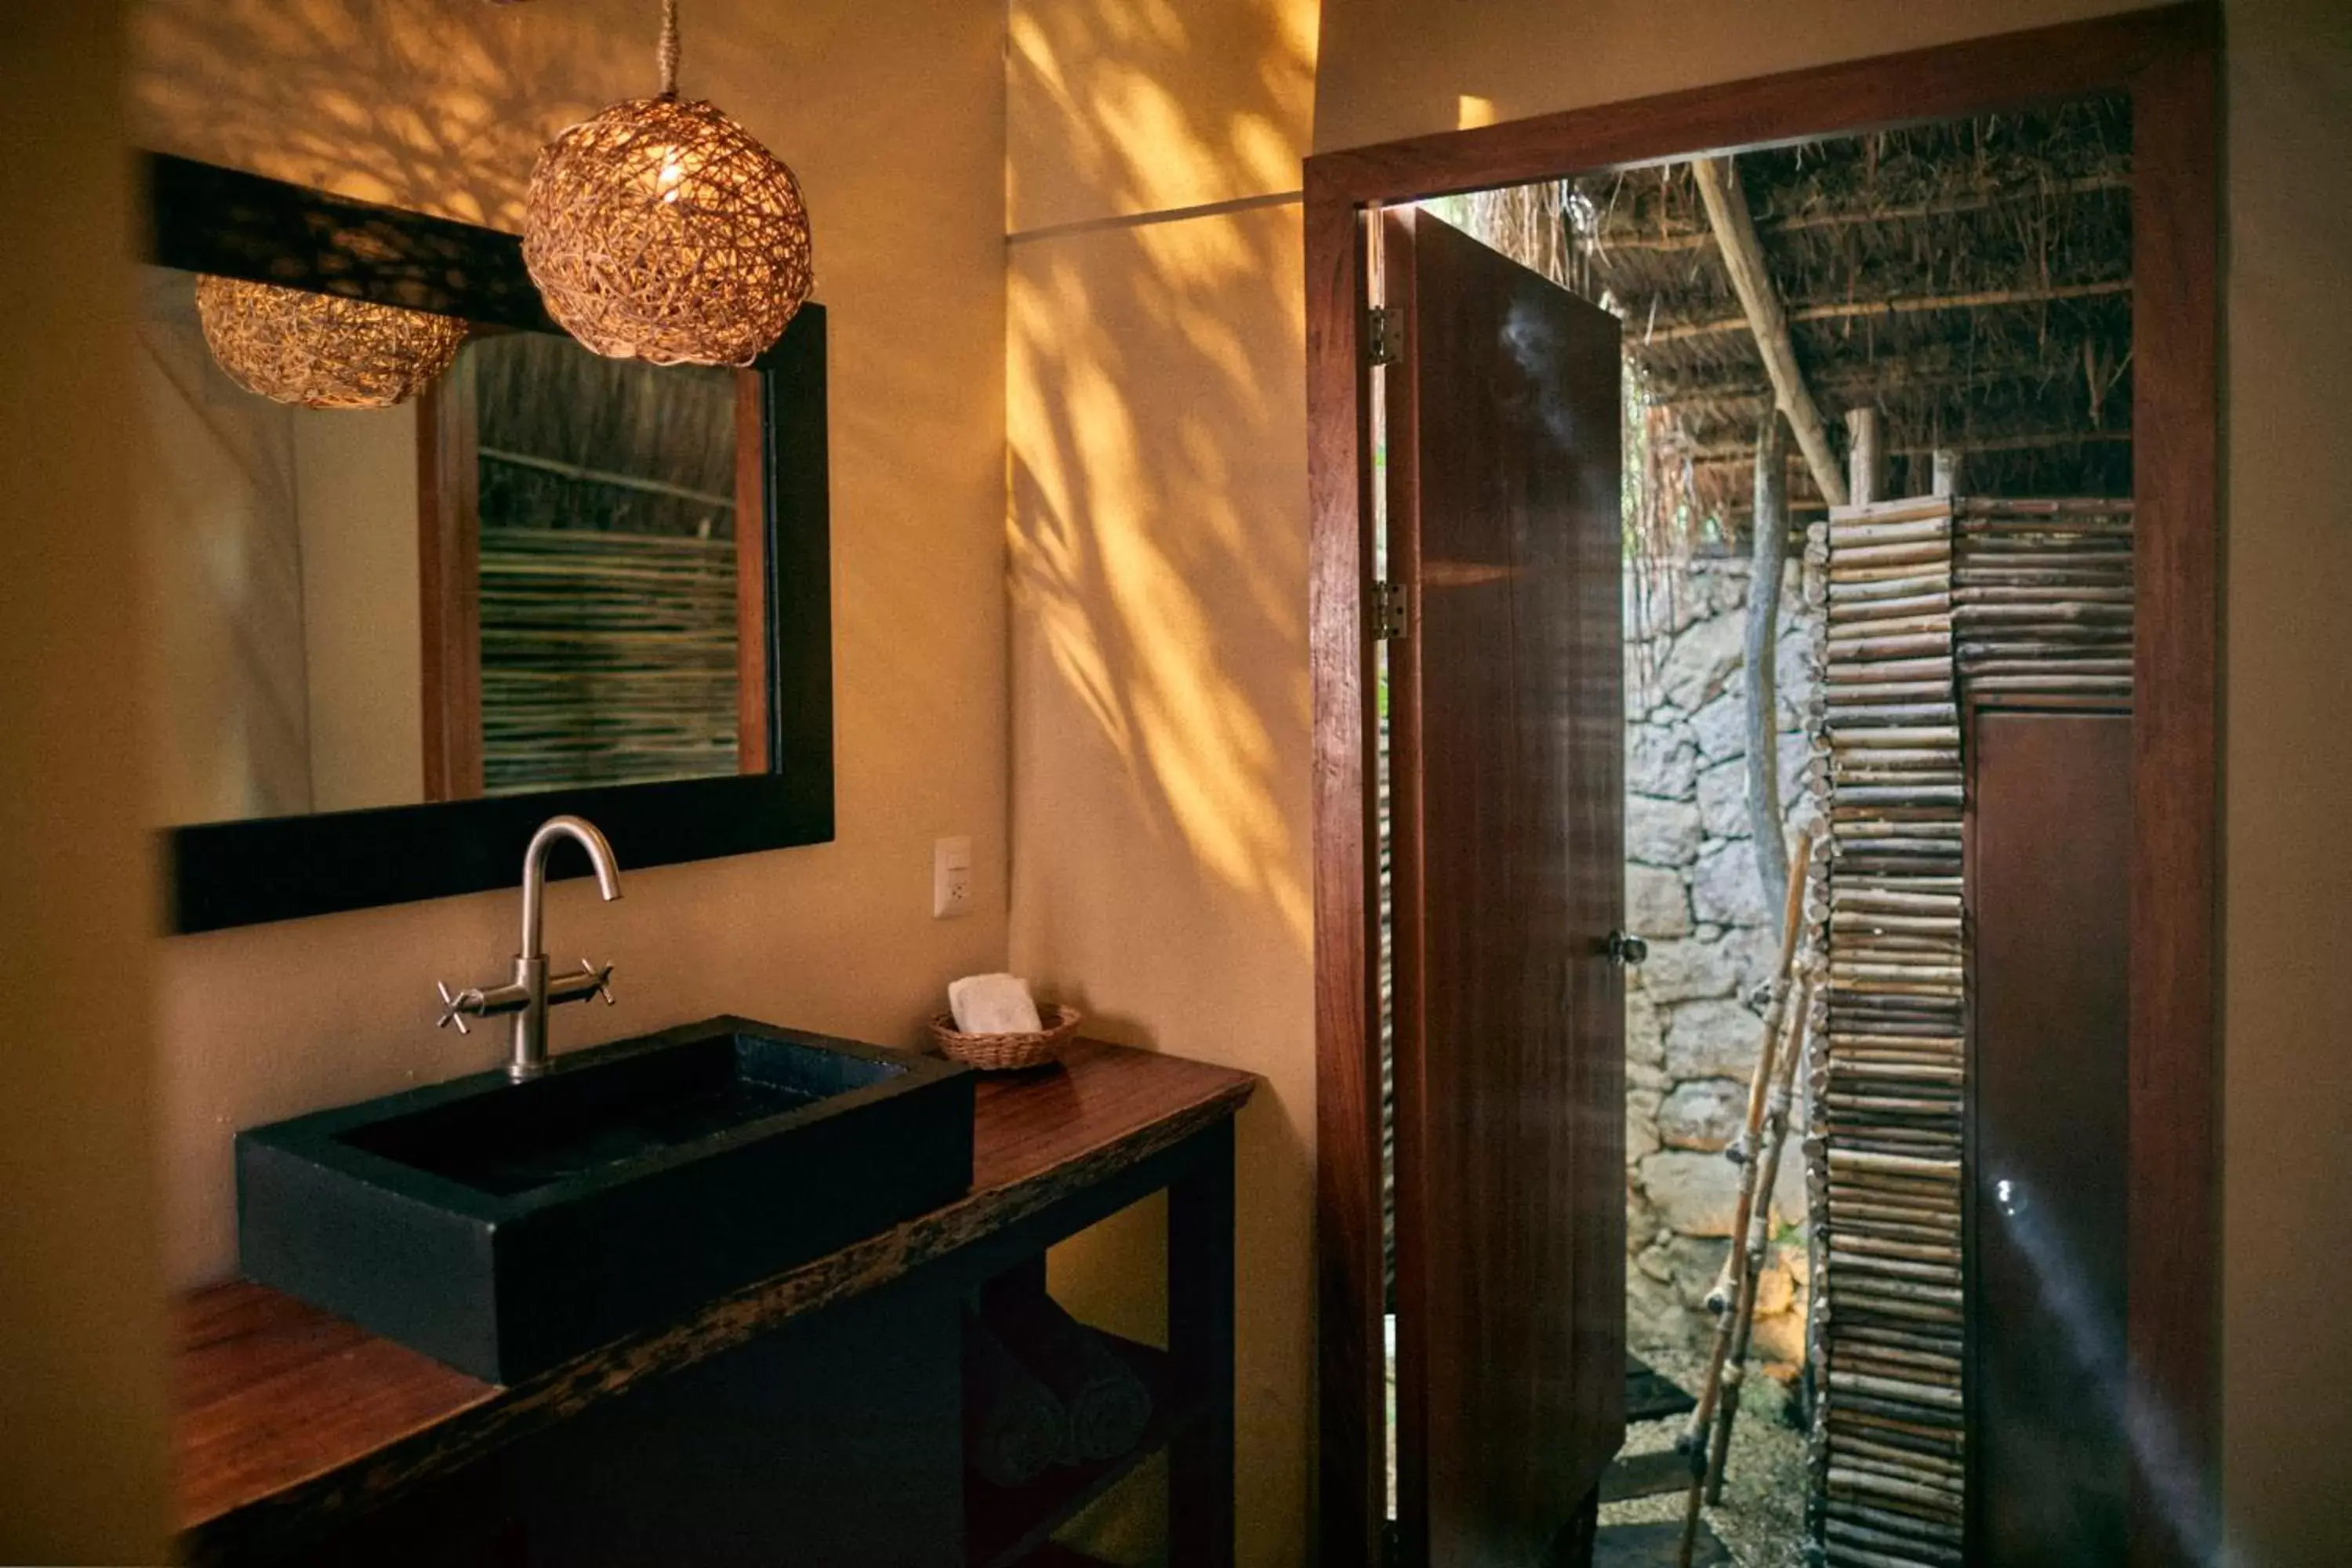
[142,154,833,933]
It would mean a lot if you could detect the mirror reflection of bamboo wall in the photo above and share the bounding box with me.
[1802,495,2134,1567]
[478,526,739,792]
[470,333,745,794]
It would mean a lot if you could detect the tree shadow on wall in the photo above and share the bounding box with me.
[1004,9,1318,1554]
[1006,0,1317,954]
[129,0,636,230]
[1008,215,1312,953]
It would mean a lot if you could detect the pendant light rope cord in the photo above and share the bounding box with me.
[657,0,681,98]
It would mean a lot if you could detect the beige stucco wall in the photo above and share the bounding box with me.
[292,405,425,813]
[1007,2,1319,1561]
[136,283,316,826]
[2213,2,2352,1559]
[0,8,172,1563]
[1309,0,2352,1559]
[134,292,429,825]
[130,0,1011,1290]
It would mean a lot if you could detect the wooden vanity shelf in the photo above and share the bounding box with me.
[173,1040,1253,1568]
[965,1328,1208,1568]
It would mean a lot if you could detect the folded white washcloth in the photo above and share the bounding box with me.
[949,973,1044,1036]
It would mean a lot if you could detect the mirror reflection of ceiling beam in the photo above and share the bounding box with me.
[1689,154,1850,508]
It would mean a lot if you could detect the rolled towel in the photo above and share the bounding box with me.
[962,1312,1066,1489]
[949,972,1044,1036]
[989,1290,1153,1464]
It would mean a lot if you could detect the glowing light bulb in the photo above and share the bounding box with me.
[649,148,687,202]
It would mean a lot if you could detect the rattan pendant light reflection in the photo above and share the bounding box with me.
[194,276,466,410]
[521,0,813,366]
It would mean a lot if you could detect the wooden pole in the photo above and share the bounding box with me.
[1710,826,1816,1305]
[1643,277,2134,343]
[1675,832,1813,1568]
[1745,411,1791,931]
[1690,156,1849,508]
[1846,407,1885,507]
[1930,448,1962,498]
[1678,975,1813,1568]
[1705,967,1816,1504]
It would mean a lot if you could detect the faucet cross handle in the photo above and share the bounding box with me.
[437,980,482,1035]
[540,958,617,1013]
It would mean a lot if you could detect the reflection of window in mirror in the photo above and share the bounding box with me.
[419,334,767,801]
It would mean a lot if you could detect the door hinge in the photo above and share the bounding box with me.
[1365,305,1404,366]
[1369,579,1408,641]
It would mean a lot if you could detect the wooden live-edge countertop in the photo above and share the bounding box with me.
[175,1039,1257,1562]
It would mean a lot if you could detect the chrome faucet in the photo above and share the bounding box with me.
[436,815,623,1082]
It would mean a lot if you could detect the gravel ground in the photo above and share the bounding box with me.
[1381,1320,1807,1567]
[1602,1341,1809,1568]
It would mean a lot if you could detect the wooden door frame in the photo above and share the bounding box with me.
[417,355,484,804]
[1305,8,2220,1565]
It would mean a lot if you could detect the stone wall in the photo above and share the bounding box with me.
[1624,557,1823,1370]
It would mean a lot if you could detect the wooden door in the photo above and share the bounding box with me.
[1969,707,2133,1565]
[1385,208,1626,1566]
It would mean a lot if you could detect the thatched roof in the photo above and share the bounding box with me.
[1435,95,2133,550]
[471,330,740,540]
[1580,95,2132,532]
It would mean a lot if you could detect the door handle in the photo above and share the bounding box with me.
[1606,930,1649,965]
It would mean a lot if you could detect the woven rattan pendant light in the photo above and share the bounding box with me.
[521,0,813,367]
[194,276,466,410]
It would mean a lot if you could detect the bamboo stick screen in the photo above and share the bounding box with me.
[467,331,743,796]
[1954,499,2136,701]
[1802,495,2135,1566]
[1804,495,1969,1568]
[478,526,739,793]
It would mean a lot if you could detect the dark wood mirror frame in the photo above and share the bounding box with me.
[144,153,835,934]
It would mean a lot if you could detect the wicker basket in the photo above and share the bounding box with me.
[927,1004,1082,1073]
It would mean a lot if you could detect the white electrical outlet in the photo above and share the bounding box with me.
[932,836,973,919]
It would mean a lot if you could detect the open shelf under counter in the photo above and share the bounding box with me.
[965,1330,1208,1568]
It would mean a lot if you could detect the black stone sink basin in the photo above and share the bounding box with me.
[237,1016,974,1383]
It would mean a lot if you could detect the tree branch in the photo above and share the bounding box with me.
[1745,411,1791,936]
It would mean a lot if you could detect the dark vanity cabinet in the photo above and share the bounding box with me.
[515,1283,966,1566]
[176,1043,1254,1568]
[298,1279,965,1568]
